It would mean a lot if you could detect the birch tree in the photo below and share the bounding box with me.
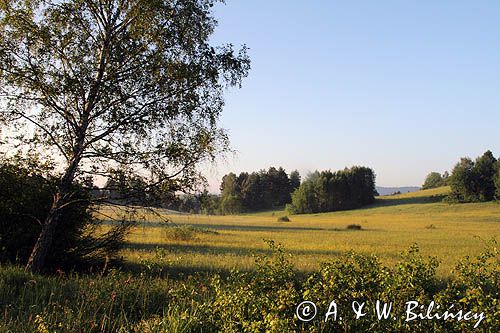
[0,0,250,272]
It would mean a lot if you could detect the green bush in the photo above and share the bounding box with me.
[206,240,300,332]
[0,162,129,271]
[163,226,199,242]
[162,225,218,242]
[436,239,499,330]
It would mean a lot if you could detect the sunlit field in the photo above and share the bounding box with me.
[98,187,500,277]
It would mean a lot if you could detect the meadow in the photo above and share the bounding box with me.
[102,187,500,277]
[1,186,498,332]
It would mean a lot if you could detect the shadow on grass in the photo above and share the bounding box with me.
[124,242,342,258]
[175,223,328,232]
[119,243,339,279]
[119,261,239,279]
[101,220,376,232]
[186,224,383,232]
[119,262,318,280]
[371,194,446,208]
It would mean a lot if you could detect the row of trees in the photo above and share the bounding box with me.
[97,167,301,215]
[286,166,377,214]
[448,150,500,202]
[156,191,221,215]
[219,167,301,214]
[142,166,376,215]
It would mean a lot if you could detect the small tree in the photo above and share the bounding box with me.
[220,193,242,215]
[198,190,220,215]
[219,172,243,214]
[448,157,477,202]
[0,0,250,272]
[422,172,444,189]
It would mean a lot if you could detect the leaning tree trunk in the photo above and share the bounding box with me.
[24,200,62,273]
[25,156,81,273]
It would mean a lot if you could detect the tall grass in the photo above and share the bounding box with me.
[1,239,498,332]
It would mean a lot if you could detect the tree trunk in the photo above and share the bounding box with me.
[24,204,60,273]
[25,157,81,273]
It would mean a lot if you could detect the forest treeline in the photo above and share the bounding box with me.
[423,150,500,203]
[175,167,302,215]
[99,149,500,215]
[97,167,301,215]
[156,166,377,215]
[157,166,377,215]
[448,150,500,202]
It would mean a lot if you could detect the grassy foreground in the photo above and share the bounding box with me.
[105,187,500,277]
[1,240,498,332]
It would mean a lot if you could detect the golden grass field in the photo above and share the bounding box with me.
[97,186,500,277]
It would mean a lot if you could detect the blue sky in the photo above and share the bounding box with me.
[205,0,500,192]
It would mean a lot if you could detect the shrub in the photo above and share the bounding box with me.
[434,239,499,331]
[346,224,362,230]
[0,161,130,272]
[208,240,300,332]
[162,225,217,242]
[163,225,198,242]
[277,216,290,222]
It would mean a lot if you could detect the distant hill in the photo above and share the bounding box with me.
[376,186,420,196]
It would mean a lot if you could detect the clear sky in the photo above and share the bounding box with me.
[205,0,500,192]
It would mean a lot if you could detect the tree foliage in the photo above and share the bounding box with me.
[286,166,377,214]
[495,159,500,200]
[448,151,498,202]
[0,0,249,272]
[219,167,300,214]
[422,171,448,189]
[474,150,497,201]
[219,172,242,214]
[289,170,300,192]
